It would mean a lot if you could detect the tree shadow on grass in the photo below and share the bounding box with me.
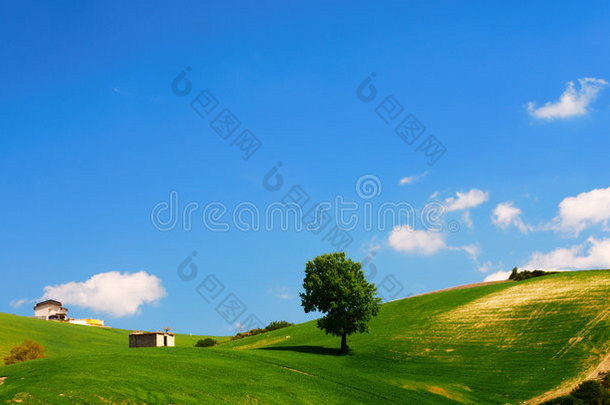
[258,345,345,356]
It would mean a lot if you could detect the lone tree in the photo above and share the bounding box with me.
[300,252,381,354]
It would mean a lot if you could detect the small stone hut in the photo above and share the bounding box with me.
[129,331,175,348]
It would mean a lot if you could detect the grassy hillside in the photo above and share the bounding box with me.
[2,270,610,404]
[0,313,224,358]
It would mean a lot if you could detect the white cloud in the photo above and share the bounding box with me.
[388,226,446,255]
[268,286,293,300]
[388,226,478,261]
[551,186,610,235]
[399,172,427,186]
[42,271,166,318]
[527,77,608,120]
[484,270,512,282]
[444,189,489,212]
[461,211,473,228]
[478,261,494,273]
[9,298,30,308]
[455,244,479,261]
[523,237,610,271]
[477,260,505,274]
[492,202,531,233]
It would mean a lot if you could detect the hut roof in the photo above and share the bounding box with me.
[130,331,176,336]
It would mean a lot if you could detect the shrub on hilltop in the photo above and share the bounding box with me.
[230,320,294,341]
[509,267,557,281]
[265,321,293,331]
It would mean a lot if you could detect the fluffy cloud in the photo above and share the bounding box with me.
[523,237,610,271]
[42,271,166,317]
[388,226,446,255]
[444,189,489,212]
[492,202,531,233]
[388,226,477,260]
[527,77,608,120]
[399,172,427,186]
[484,270,512,282]
[490,187,610,236]
[551,186,610,235]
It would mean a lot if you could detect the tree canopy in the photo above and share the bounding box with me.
[509,267,557,281]
[300,252,381,354]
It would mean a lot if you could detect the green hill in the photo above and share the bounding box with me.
[2,270,610,404]
[0,314,223,357]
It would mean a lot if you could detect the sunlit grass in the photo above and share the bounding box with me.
[2,270,610,404]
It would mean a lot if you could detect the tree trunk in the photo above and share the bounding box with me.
[340,333,348,354]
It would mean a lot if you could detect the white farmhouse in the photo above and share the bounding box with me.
[33,299,68,320]
[33,299,105,327]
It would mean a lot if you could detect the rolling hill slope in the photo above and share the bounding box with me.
[0,313,223,357]
[2,270,610,404]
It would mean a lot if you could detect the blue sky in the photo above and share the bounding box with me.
[2,1,610,335]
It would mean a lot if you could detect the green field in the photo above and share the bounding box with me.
[2,270,610,404]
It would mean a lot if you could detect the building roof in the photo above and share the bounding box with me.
[130,331,176,336]
[34,299,62,308]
